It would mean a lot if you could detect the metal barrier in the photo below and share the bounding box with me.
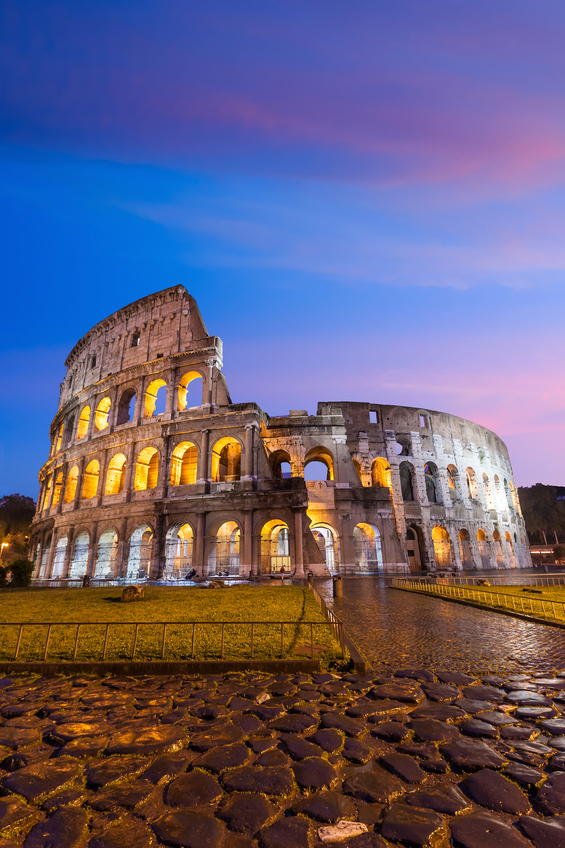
[415,573,565,588]
[306,582,347,660]
[391,577,565,623]
[0,619,336,664]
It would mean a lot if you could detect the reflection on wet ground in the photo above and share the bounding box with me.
[316,576,565,675]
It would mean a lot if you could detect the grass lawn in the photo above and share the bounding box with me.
[419,582,565,624]
[0,586,346,666]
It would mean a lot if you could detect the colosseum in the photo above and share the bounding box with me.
[30,285,531,582]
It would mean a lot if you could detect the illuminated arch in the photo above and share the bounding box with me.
[52,470,63,506]
[81,460,100,499]
[466,467,477,499]
[127,524,153,580]
[211,437,241,482]
[483,473,495,510]
[170,441,198,486]
[304,446,334,481]
[260,519,290,574]
[116,388,136,425]
[64,466,79,503]
[105,453,127,495]
[135,447,159,491]
[399,461,416,502]
[95,529,118,578]
[177,371,203,411]
[165,523,194,578]
[51,535,68,579]
[94,397,112,431]
[371,458,391,488]
[432,525,453,568]
[310,523,340,573]
[424,462,441,503]
[270,449,292,479]
[76,405,90,440]
[208,520,240,575]
[69,531,90,579]
[144,379,167,418]
[353,523,383,573]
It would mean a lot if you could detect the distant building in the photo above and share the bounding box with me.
[30,286,531,580]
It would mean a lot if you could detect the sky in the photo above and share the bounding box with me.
[2,0,565,497]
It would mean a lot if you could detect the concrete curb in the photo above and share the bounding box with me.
[0,659,321,677]
[391,586,565,630]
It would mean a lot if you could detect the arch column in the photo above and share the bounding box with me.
[194,512,207,576]
[165,368,176,417]
[56,463,68,514]
[123,442,136,502]
[242,511,253,577]
[44,531,57,579]
[116,519,129,578]
[198,430,210,483]
[62,527,75,579]
[96,451,108,506]
[73,456,86,510]
[133,376,146,425]
[86,522,98,576]
[243,424,257,481]
[293,510,305,578]
[205,359,215,407]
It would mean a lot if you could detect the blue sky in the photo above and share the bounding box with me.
[2,0,565,496]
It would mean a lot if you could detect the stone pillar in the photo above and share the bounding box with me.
[243,511,253,577]
[86,398,97,440]
[73,456,86,510]
[205,359,215,407]
[96,450,108,506]
[194,512,207,576]
[293,511,305,577]
[123,442,136,502]
[86,522,98,576]
[116,518,129,578]
[107,386,120,432]
[45,531,58,579]
[165,368,176,417]
[56,463,68,514]
[134,376,146,425]
[62,527,75,578]
[243,424,257,481]
[152,513,166,579]
[198,429,210,483]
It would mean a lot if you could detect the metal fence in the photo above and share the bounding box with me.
[402,573,565,588]
[391,577,565,624]
[306,581,346,659]
[0,619,340,663]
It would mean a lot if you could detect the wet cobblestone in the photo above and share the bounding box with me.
[317,577,565,674]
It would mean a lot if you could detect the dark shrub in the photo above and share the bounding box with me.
[8,558,35,587]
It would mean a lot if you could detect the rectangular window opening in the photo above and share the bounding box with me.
[419,415,427,427]
[131,332,140,348]
[91,356,96,368]
[369,410,378,424]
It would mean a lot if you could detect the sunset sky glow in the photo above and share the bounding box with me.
[2,0,565,495]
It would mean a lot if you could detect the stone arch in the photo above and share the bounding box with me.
[95,529,119,578]
[483,473,495,510]
[424,462,441,504]
[64,466,79,503]
[105,453,127,495]
[52,470,63,507]
[116,387,136,425]
[69,531,90,579]
[310,523,340,574]
[127,524,153,579]
[505,530,517,568]
[431,525,453,569]
[211,437,242,483]
[76,405,90,440]
[447,464,458,492]
[208,520,241,575]
[353,523,383,573]
[304,447,334,481]
[81,460,100,500]
[406,525,425,571]
[51,535,68,579]
[144,379,167,418]
[260,519,291,575]
[270,449,292,480]
[458,528,473,569]
[177,371,204,411]
[165,523,195,578]
[352,459,363,485]
[477,528,490,569]
[170,441,198,486]
[493,528,505,566]
[372,458,391,488]
[466,467,477,499]
[135,447,160,491]
[94,397,112,431]
[399,461,416,502]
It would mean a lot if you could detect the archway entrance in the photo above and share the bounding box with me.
[95,530,118,578]
[51,536,67,578]
[310,524,340,573]
[505,531,517,569]
[432,526,453,569]
[493,530,505,567]
[127,525,153,580]
[458,529,473,569]
[260,520,291,574]
[406,526,423,571]
[209,521,240,575]
[353,523,383,572]
[165,524,194,579]
[477,529,490,569]
[69,532,90,579]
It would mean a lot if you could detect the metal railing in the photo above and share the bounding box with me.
[0,619,337,663]
[307,582,346,660]
[391,577,565,624]
[405,573,565,587]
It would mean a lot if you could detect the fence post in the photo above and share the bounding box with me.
[14,625,23,661]
[161,623,167,660]
[102,624,110,661]
[43,625,52,661]
[280,623,284,659]
[132,624,139,660]
[221,623,225,660]
[73,624,81,660]
[310,623,314,659]
[250,622,254,659]
[191,622,196,659]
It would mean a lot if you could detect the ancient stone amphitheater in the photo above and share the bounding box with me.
[30,286,531,581]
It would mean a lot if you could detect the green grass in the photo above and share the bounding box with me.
[415,582,565,624]
[0,586,347,665]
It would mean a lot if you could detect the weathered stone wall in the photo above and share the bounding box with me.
[30,286,531,580]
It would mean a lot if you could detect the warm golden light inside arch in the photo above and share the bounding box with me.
[81,459,100,499]
[64,466,79,503]
[211,437,241,482]
[144,379,167,418]
[52,471,63,506]
[371,457,391,488]
[55,422,64,453]
[170,441,198,486]
[105,453,127,495]
[177,371,202,411]
[135,447,159,490]
[94,397,111,431]
[76,406,90,440]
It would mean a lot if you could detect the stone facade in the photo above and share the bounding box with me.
[30,286,531,580]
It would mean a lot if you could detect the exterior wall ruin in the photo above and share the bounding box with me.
[30,285,531,581]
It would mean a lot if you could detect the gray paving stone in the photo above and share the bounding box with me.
[462,685,505,703]
[0,797,39,833]
[88,818,156,848]
[141,751,195,784]
[281,734,321,760]
[411,719,460,742]
[405,784,470,814]
[450,812,532,848]
[381,802,444,847]
[2,759,79,802]
[370,684,424,703]
[321,712,365,737]
[440,739,508,771]
[152,810,225,848]
[222,766,294,796]
[422,683,460,701]
[370,721,409,742]
[535,771,565,814]
[88,780,155,811]
[193,742,250,772]
[166,771,223,807]
[342,767,404,803]
[503,762,545,786]
[460,719,499,739]
[461,768,531,814]
[23,807,87,848]
[343,738,372,763]
[518,815,565,848]
[86,756,146,787]
[380,752,427,784]
[293,789,357,822]
[293,757,337,789]
[312,728,343,753]
[106,724,186,755]
[410,703,466,721]
[218,792,274,834]
[269,714,318,734]
[259,816,310,848]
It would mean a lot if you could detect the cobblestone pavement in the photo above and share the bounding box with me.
[1,669,565,847]
[317,577,565,675]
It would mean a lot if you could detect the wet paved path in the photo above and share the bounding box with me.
[317,577,565,675]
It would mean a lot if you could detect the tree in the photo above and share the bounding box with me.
[0,494,36,565]
[517,484,565,541]
[554,545,565,563]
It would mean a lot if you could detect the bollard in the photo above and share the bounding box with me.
[333,575,343,598]
[82,574,90,588]
[307,571,314,584]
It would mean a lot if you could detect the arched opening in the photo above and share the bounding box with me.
[116,388,136,425]
[76,406,90,440]
[432,526,453,569]
[372,458,391,488]
[81,460,100,500]
[208,521,240,575]
[211,437,241,483]
[483,473,495,510]
[170,442,198,486]
[94,397,112,431]
[39,535,52,577]
[304,447,334,481]
[352,459,363,485]
[52,471,63,507]
[505,531,517,568]
[94,530,118,578]
[424,463,440,503]
[43,475,52,510]
[395,438,411,456]
[310,524,340,574]
[270,450,292,480]
[105,453,127,495]
[477,529,490,569]
[466,468,476,499]
[260,520,291,574]
[493,529,505,567]
[64,466,79,503]
[447,465,458,492]
[406,526,424,571]
[144,379,167,418]
[55,422,64,453]
[400,462,416,502]
[63,416,74,447]
[353,523,383,573]
[165,524,194,579]
[458,529,473,569]
[127,525,153,580]
[494,475,502,510]
[134,447,159,491]
[51,535,67,578]
[509,481,521,514]
[177,371,204,411]
[69,532,89,579]
[504,478,513,512]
